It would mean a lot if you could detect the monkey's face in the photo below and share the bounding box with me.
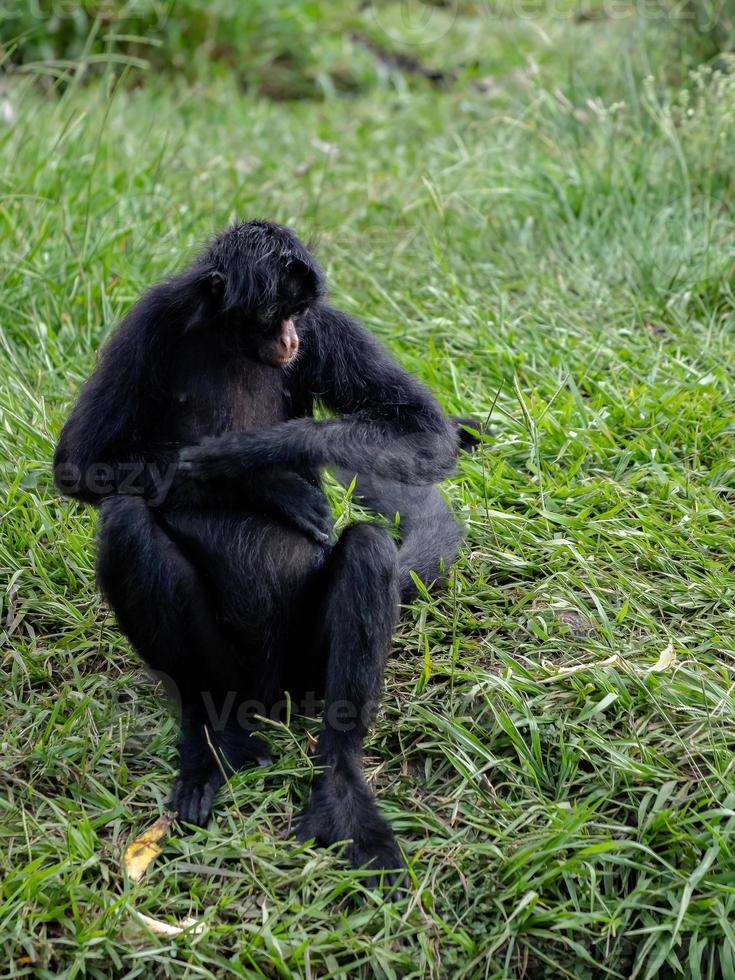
[254,312,301,368]
[219,290,312,369]
[201,219,324,367]
[246,265,316,368]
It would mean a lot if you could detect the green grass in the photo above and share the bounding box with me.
[1,3,735,978]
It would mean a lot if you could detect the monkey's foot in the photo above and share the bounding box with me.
[171,765,225,828]
[295,773,406,890]
[171,724,272,828]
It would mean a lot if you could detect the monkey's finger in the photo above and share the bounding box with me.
[309,527,332,545]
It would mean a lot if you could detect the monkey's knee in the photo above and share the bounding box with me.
[338,522,396,555]
[98,492,149,535]
[97,492,148,552]
[336,523,397,579]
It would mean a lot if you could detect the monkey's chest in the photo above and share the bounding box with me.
[166,354,291,443]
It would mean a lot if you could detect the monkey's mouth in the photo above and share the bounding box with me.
[266,348,300,369]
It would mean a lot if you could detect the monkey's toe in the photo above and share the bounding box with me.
[170,770,224,829]
[348,837,407,892]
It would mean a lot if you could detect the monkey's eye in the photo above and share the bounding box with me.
[252,308,278,332]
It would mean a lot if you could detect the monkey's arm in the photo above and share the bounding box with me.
[53,293,174,505]
[179,304,458,486]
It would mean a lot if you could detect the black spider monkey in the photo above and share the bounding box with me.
[54,219,479,884]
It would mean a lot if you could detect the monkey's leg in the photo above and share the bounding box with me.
[96,495,267,827]
[295,523,404,886]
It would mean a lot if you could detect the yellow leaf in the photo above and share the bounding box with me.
[647,640,676,673]
[124,812,175,882]
[135,912,205,937]
[555,654,620,676]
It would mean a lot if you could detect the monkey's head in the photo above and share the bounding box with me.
[195,219,325,368]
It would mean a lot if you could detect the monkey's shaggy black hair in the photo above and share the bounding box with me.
[54,219,477,886]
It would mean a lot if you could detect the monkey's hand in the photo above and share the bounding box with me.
[258,470,333,545]
[452,416,489,453]
[178,439,332,544]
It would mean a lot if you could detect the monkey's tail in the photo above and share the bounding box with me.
[335,470,465,603]
[335,415,482,601]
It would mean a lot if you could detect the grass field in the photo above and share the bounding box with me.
[2,2,735,977]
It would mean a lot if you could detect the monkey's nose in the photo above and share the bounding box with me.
[278,335,298,357]
[278,319,299,361]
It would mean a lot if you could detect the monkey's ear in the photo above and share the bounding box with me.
[208,270,226,296]
[283,257,319,300]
